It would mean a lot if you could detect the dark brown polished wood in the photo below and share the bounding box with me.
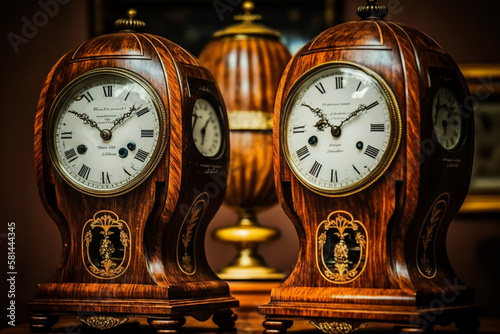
[259,1,478,333]
[31,12,237,333]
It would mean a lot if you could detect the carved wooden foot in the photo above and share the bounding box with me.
[212,309,238,330]
[29,314,59,333]
[148,316,186,334]
[263,319,293,334]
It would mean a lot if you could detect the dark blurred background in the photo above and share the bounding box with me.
[1,0,500,329]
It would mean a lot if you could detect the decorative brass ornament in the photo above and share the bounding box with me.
[177,193,209,275]
[78,315,129,330]
[82,210,131,279]
[227,110,273,130]
[310,320,367,334]
[316,210,368,283]
[417,193,450,278]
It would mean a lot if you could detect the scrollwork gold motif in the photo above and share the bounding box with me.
[316,210,368,283]
[79,315,128,329]
[82,210,131,279]
[310,320,367,334]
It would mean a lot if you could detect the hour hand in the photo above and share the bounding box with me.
[68,110,102,132]
[109,104,140,131]
[301,103,332,131]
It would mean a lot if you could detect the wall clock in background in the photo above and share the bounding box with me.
[259,1,479,333]
[31,9,237,333]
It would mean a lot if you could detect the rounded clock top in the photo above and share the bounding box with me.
[60,9,202,70]
[296,2,447,58]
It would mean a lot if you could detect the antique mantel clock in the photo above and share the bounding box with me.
[260,1,479,333]
[30,9,237,333]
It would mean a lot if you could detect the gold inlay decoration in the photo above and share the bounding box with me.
[316,210,368,284]
[310,320,367,334]
[79,315,128,330]
[82,210,131,279]
[417,193,449,279]
[228,110,273,130]
[177,193,209,275]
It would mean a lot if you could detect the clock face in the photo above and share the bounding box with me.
[48,68,166,196]
[432,86,461,150]
[191,98,223,158]
[282,62,401,196]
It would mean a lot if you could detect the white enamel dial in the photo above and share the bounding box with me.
[432,86,461,150]
[48,69,165,196]
[282,62,401,196]
[191,98,222,158]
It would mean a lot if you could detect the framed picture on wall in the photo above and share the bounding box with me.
[460,64,500,213]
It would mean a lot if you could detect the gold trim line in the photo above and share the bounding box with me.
[228,110,273,130]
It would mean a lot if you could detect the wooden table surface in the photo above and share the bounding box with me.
[1,315,499,333]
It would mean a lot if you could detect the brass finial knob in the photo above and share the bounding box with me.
[115,8,146,31]
[357,0,388,20]
[234,1,262,23]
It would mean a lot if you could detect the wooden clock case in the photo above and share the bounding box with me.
[259,3,479,334]
[31,18,238,333]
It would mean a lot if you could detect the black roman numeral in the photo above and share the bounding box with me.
[78,164,91,179]
[134,149,149,162]
[335,77,344,89]
[136,107,150,117]
[293,125,306,133]
[141,129,154,138]
[331,169,338,183]
[309,161,322,178]
[123,167,131,176]
[352,164,361,175]
[296,146,310,161]
[370,123,385,132]
[103,85,112,97]
[61,131,72,139]
[356,81,362,92]
[315,82,326,94]
[64,148,78,163]
[81,92,94,103]
[364,145,380,159]
[101,172,110,184]
[124,91,130,101]
[366,101,379,110]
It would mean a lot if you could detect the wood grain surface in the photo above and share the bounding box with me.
[261,16,477,333]
[32,30,237,331]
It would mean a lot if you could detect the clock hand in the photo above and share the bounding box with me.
[68,110,102,132]
[301,103,333,131]
[109,104,141,132]
[331,101,378,137]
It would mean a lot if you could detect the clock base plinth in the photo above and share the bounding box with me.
[29,293,238,333]
[260,300,481,334]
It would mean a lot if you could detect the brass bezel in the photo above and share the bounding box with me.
[47,67,167,197]
[281,61,402,197]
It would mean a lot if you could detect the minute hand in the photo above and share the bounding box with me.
[331,101,379,137]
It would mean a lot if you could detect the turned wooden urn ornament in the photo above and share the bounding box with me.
[259,1,480,333]
[199,1,291,279]
[30,9,238,333]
